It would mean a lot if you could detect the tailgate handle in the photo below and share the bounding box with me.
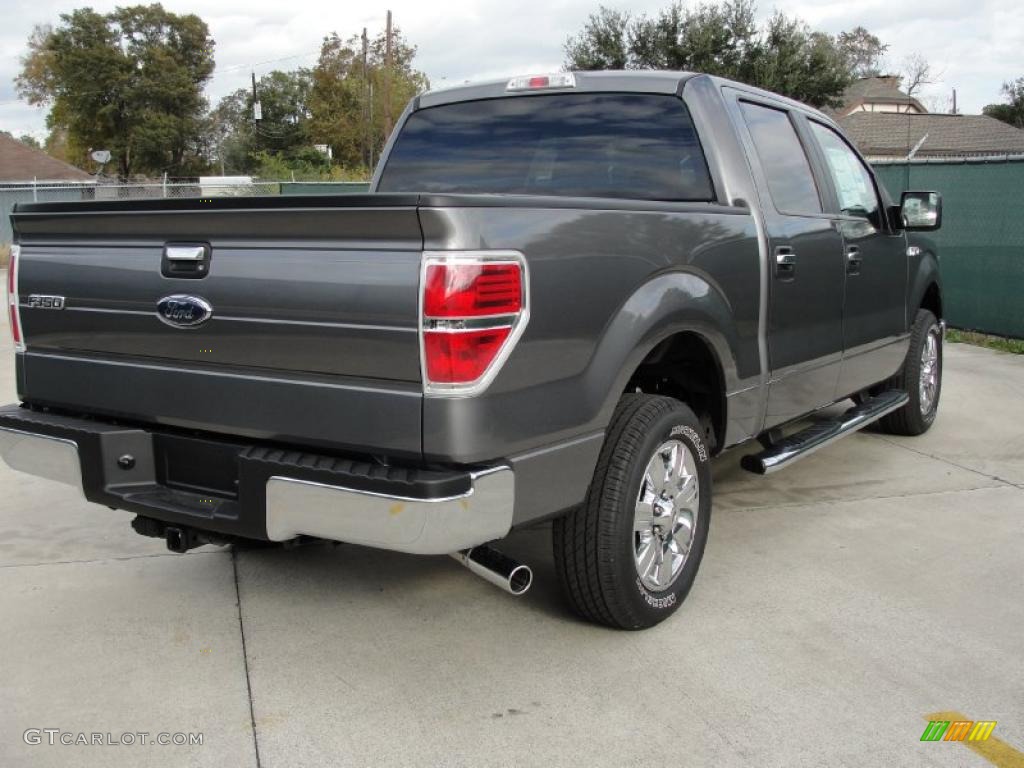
[165,245,206,261]
[162,243,211,279]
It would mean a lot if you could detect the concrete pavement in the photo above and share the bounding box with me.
[1,294,1022,767]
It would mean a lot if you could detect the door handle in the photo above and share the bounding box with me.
[846,245,862,275]
[775,247,796,279]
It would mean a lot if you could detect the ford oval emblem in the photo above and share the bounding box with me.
[156,295,213,329]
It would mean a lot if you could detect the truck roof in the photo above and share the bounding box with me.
[416,70,835,127]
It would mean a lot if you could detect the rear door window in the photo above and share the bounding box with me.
[739,101,822,216]
[378,93,715,202]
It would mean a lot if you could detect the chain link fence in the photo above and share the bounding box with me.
[0,180,371,246]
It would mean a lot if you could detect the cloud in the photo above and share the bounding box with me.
[2,0,1021,141]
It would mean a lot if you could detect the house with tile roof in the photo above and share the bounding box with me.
[0,133,94,184]
[831,76,1024,161]
[833,75,927,117]
[840,112,1024,161]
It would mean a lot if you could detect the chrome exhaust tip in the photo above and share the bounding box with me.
[450,545,532,596]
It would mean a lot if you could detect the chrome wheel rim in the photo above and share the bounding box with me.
[919,325,940,416]
[634,439,699,592]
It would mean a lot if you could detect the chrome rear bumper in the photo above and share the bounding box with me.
[265,468,514,554]
[0,427,83,490]
[0,415,514,555]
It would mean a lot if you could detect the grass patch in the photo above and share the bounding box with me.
[0,244,8,270]
[947,328,1024,355]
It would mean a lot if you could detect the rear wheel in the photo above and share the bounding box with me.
[552,394,712,630]
[878,308,942,436]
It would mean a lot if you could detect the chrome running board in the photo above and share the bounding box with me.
[741,390,909,475]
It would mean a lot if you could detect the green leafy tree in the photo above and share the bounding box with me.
[836,26,887,78]
[564,1,861,109]
[16,4,215,179]
[308,27,429,172]
[210,69,316,175]
[983,78,1024,129]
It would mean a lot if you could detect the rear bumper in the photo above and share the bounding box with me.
[0,404,514,555]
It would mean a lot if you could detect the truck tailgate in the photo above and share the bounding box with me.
[11,196,425,457]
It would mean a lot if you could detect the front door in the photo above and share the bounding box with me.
[730,95,846,428]
[805,120,910,397]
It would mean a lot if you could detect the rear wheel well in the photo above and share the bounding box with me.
[624,332,726,453]
[921,281,942,319]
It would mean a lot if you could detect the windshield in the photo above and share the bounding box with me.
[377,92,715,202]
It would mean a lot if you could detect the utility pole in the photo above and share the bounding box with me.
[384,10,394,140]
[251,71,261,151]
[362,27,370,171]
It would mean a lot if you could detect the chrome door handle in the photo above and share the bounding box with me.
[165,245,206,261]
[775,247,796,279]
[846,246,862,275]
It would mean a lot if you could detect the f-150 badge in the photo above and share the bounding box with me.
[156,295,213,328]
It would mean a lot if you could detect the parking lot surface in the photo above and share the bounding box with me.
[1,293,1022,767]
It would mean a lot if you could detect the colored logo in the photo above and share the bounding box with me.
[921,719,997,742]
[156,295,213,329]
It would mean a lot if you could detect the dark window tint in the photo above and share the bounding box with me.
[808,121,880,220]
[377,93,714,202]
[739,101,822,215]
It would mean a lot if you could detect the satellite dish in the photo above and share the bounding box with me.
[90,150,111,164]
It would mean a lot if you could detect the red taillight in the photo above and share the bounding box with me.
[424,263,522,318]
[6,244,23,351]
[420,254,527,393]
[423,327,512,383]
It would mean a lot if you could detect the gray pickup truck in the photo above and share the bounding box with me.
[2,71,943,629]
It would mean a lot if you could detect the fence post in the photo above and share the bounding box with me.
[162,172,168,198]
[33,177,38,202]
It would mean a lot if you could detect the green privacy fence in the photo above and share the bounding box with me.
[873,158,1024,339]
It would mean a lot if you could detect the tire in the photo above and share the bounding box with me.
[552,394,713,630]
[878,308,942,436]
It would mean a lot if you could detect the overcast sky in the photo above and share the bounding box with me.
[2,0,1022,140]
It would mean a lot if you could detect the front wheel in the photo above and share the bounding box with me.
[878,308,943,436]
[552,394,712,630]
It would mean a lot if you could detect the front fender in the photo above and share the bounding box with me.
[908,235,942,318]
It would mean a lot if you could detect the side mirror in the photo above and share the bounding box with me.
[901,191,942,231]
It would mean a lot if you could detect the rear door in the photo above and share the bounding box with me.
[804,120,910,397]
[728,93,846,428]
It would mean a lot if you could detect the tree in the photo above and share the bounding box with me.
[899,53,934,97]
[16,4,215,179]
[983,78,1024,129]
[564,1,891,108]
[210,69,316,175]
[837,26,887,78]
[308,26,429,171]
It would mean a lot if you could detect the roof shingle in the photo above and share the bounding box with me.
[838,112,1024,158]
[0,133,94,183]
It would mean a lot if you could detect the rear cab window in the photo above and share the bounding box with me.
[377,93,715,202]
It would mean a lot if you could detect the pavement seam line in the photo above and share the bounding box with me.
[870,433,1023,489]
[0,548,226,570]
[232,548,262,765]
[232,547,262,768]
[717,482,1011,513]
